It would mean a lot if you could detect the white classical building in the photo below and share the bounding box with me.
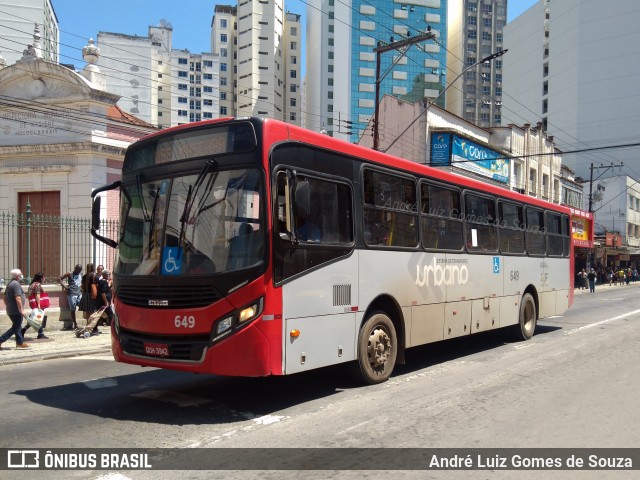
[0,28,156,276]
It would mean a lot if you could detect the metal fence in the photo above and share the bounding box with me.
[0,211,118,284]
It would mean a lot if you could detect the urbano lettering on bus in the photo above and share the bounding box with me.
[415,258,469,287]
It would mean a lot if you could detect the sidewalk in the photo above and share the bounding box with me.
[0,323,112,366]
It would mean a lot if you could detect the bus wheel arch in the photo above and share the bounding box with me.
[513,287,538,341]
[352,295,404,384]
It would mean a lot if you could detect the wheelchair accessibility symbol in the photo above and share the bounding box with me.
[162,247,182,275]
[493,256,500,274]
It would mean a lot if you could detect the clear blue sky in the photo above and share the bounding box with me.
[54,0,537,70]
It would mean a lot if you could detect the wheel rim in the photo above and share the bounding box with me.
[367,326,392,369]
[523,300,535,333]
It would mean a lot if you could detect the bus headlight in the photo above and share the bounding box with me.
[215,316,233,335]
[239,302,259,323]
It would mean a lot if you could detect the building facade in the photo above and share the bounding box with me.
[446,0,506,128]
[305,0,447,142]
[502,0,640,179]
[0,0,58,65]
[211,2,301,124]
[0,32,156,277]
[98,24,218,128]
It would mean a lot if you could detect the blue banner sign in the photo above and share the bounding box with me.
[430,133,451,166]
[451,135,509,183]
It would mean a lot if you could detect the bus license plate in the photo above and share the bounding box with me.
[144,343,169,357]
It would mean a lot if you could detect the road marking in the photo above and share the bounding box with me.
[565,307,640,335]
[131,389,211,407]
[253,414,287,425]
[83,378,118,389]
[338,420,372,434]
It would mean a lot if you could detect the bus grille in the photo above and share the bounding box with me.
[333,284,351,306]
[117,284,221,308]
[119,329,210,362]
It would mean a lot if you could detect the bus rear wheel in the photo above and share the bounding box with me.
[513,293,537,340]
[354,312,397,384]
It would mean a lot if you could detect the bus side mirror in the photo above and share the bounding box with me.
[91,195,101,231]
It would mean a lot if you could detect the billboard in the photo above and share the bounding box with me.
[570,208,594,248]
[429,133,509,184]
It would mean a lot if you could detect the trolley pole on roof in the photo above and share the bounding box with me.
[373,30,437,151]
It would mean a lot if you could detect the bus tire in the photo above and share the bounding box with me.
[513,293,537,341]
[353,311,397,384]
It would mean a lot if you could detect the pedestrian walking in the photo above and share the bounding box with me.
[59,264,83,330]
[587,268,597,293]
[22,272,50,339]
[0,268,29,349]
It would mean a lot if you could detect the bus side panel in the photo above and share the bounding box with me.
[282,255,358,374]
[499,295,520,327]
[445,254,503,303]
[547,257,570,316]
[410,304,445,347]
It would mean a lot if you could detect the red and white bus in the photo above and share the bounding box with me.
[92,117,573,384]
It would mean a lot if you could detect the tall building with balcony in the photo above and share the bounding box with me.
[211,3,301,124]
[502,0,640,179]
[305,0,447,143]
[446,0,506,128]
[98,24,218,128]
[0,0,58,65]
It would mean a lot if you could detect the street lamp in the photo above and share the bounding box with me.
[383,49,508,155]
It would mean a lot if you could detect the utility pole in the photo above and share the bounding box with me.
[373,31,437,150]
[588,162,624,212]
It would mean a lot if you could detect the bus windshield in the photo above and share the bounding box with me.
[116,167,264,276]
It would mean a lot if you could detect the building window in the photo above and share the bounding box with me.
[178,71,187,78]
[220,77,227,86]
[220,19,227,29]
[480,113,490,122]
[290,70,297,78]
[467,29,477,40]
[204,99,213,106]
[482,4,492,14]
[466,56,476,66]
[469,16,477,26]
[290,98,296,107]
[204,73,213,80]
[220,92,226,100]
[542,99,548,114]
[482,31,491,41]
[221,63,228,72]
[220,106,228,115]
[178,97,187,104]
[290,84,297,93]
[157,73,163,78]
[291,41,297,50]
[203,112,213,119]
[291,56,297,64]
[178,110,187,116]
[178,58,188,65]
[221,48,228,58]
[178,84,187,90]
[221,34,228,43]
[204,86,213,93]
[290,112,296,121]
[291,27,297,36]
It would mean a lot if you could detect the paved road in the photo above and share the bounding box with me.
[1,284,639,479]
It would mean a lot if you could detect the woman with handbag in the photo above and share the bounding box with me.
[22,272,50,339]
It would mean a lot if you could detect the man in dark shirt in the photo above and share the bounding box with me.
[97,270,114,326]
[0,268,29,349]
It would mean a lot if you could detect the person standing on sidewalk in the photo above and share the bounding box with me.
[587,268,597,293]
[0,268,29,349]
[59,264,83,330]
[22,272,49,339]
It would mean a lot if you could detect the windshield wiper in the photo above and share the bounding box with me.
[178,160,216,258]
[136,173,151,222]
[146,186,161,259]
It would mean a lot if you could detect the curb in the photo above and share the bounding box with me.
[0,346,112,367]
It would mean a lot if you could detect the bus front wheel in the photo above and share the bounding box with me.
[354,312,397,384]
[513,293,537,340]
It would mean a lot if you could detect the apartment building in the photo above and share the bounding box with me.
[98,24,218,128]
[0,0,58,65]
[502,0,640,179]
[446,0,506,128]
[211,2,300,124]
[305,0,447,143]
